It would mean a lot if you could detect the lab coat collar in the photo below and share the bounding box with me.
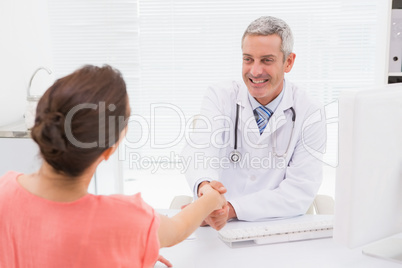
[236,81,250,109]
[275,78,294,113]
[236,79,294,141]
[236,79,293,111]
[247,80,286,113]
[264,78,294,139]
[237,81,257,127]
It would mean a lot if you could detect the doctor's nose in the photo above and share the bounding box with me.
[249,63,263,77]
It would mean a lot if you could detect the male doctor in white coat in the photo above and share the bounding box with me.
[183,16,326,230]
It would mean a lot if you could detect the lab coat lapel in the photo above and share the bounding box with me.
[236,80,294,144]
[260,80,294,142]
[237,83,261,142]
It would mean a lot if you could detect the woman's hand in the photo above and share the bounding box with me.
[198,181,229,230]
[199,183,227,211]
[157,254,172,267]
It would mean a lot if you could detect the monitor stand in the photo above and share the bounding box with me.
[362,237,402,264]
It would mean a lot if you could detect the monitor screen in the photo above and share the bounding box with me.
[333,83,402,263]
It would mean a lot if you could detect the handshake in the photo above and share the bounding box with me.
[197,181,236,231]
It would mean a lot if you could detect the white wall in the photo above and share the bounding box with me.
[0,0,54,126]
[0,0,392,127]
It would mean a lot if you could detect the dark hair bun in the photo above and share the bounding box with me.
[30,65,129,177]
[32,111,67,158]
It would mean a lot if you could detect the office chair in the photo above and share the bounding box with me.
[306,194,335,215]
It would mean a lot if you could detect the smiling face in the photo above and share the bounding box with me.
[242,34,295,106]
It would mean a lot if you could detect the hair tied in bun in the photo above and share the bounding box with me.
[42,111,67,155]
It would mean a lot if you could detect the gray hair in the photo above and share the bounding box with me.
[242,16,294,61]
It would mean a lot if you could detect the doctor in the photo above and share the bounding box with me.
[182,16,326,230]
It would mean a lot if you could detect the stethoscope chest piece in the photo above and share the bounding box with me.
[229,150,241,163]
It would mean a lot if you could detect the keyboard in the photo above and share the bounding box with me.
[218,217,333,247]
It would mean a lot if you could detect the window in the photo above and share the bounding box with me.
[48,0,389,208]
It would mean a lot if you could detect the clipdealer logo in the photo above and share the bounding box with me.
[128,151,286,174]
[62,101,338,169]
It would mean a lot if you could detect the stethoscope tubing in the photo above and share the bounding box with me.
[234,103,240,150]
[229,104,296,163]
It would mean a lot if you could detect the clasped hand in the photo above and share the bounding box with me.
[198,181,230,230]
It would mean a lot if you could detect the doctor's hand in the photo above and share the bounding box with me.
[200,203,229,230]
[198,181,229,230]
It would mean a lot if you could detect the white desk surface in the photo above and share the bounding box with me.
[155,211,401,268]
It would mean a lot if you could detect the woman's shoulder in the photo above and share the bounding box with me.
[93,193,156,219]
[0,171,22,187]
[1,170,22,178]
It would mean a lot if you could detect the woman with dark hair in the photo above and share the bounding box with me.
[0,65,226,267]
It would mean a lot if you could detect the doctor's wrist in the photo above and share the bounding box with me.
[227,202,237,220]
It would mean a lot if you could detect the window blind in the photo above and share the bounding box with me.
[48,0,387,207]
[48,0,139,85]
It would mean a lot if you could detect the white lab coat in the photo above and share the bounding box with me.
[182,79,326,221]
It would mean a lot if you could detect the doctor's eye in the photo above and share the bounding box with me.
[243,57,253,63]
[262,58,274,64]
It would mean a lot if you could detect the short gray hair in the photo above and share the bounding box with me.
[242,16,294,61]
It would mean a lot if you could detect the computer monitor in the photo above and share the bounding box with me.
[333,83,402,264]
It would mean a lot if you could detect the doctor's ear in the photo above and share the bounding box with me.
[284,53,296,73]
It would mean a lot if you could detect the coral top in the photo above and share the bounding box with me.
[0,171,160,268]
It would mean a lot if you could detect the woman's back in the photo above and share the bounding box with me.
[0,65,226,268]
[0,171,160,268]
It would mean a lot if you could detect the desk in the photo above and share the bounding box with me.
[156,212,401,268]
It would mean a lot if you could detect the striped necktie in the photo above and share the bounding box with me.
[255,106,273,135]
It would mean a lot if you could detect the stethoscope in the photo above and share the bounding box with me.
[229,104,296,163]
